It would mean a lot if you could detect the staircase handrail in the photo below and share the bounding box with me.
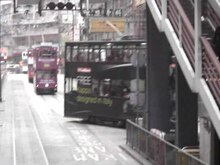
[147,0,220,140]
[201,36,220,104]
[156,0,220,106]
[207,0,220,17]
[205,2,220,28]
[167,0,195,68]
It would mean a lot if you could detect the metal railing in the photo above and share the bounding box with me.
[167,0,195,68]
[153,0,220,107]
[205,2,220,28]
[201,37,220,104]
[126,120,208,165]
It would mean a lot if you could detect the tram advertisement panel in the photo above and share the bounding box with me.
[64,62,141,119]
[65,92,130,119]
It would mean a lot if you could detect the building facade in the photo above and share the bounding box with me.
[80,0,146,41]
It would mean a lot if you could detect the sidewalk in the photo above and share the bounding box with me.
[0,74,6,127]
[120,144,153,165]
[0,100,5,127]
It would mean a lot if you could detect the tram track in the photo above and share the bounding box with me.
[26,103,50,165]
[40,94,133,164]
[7,74,140,165]
[20,75,50,165]
[40,94,125,163]
[2,74,50,165]
[11,104,50,165]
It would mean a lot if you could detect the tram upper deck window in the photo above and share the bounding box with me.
[66,46,72,62]
[65,41,146,63]
[40,48,56,57]
[78,49,88,62]
[100,50,106,61]
[89,50,99,62]
[37,71,55,79]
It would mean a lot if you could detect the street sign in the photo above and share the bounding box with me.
[89,18,125,33]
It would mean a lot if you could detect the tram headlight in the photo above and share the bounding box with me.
[45,83,49,87]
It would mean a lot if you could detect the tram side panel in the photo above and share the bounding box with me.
[64,40,146,122]
[64,62,142,121]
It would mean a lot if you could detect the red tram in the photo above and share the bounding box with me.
[32,44,58,94]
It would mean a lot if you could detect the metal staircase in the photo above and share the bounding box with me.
[208,0,220,16]
[147,0,220,138]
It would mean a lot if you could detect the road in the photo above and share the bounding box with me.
[0,73,141,165]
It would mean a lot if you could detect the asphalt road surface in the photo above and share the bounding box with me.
[0,73,142,165]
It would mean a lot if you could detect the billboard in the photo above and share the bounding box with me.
[89,18,125,33]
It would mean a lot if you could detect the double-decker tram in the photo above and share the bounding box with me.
[64,40,146,125]
[32,44,58,94]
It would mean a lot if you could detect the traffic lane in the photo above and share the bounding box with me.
[25,75,77,164]
[39,86,141,163]
[65,120,138,165]
[39,94,141,165]
[0,74,48,165]
[24,73,141,165]
[0,75,14,164]
[30,96,141,165]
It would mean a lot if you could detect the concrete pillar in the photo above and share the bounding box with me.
[145,5,172,133]
[211,128,220,165]
[176,64,198,148]
[199,99,220,164]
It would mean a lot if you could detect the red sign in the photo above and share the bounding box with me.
[77,67,91,73]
